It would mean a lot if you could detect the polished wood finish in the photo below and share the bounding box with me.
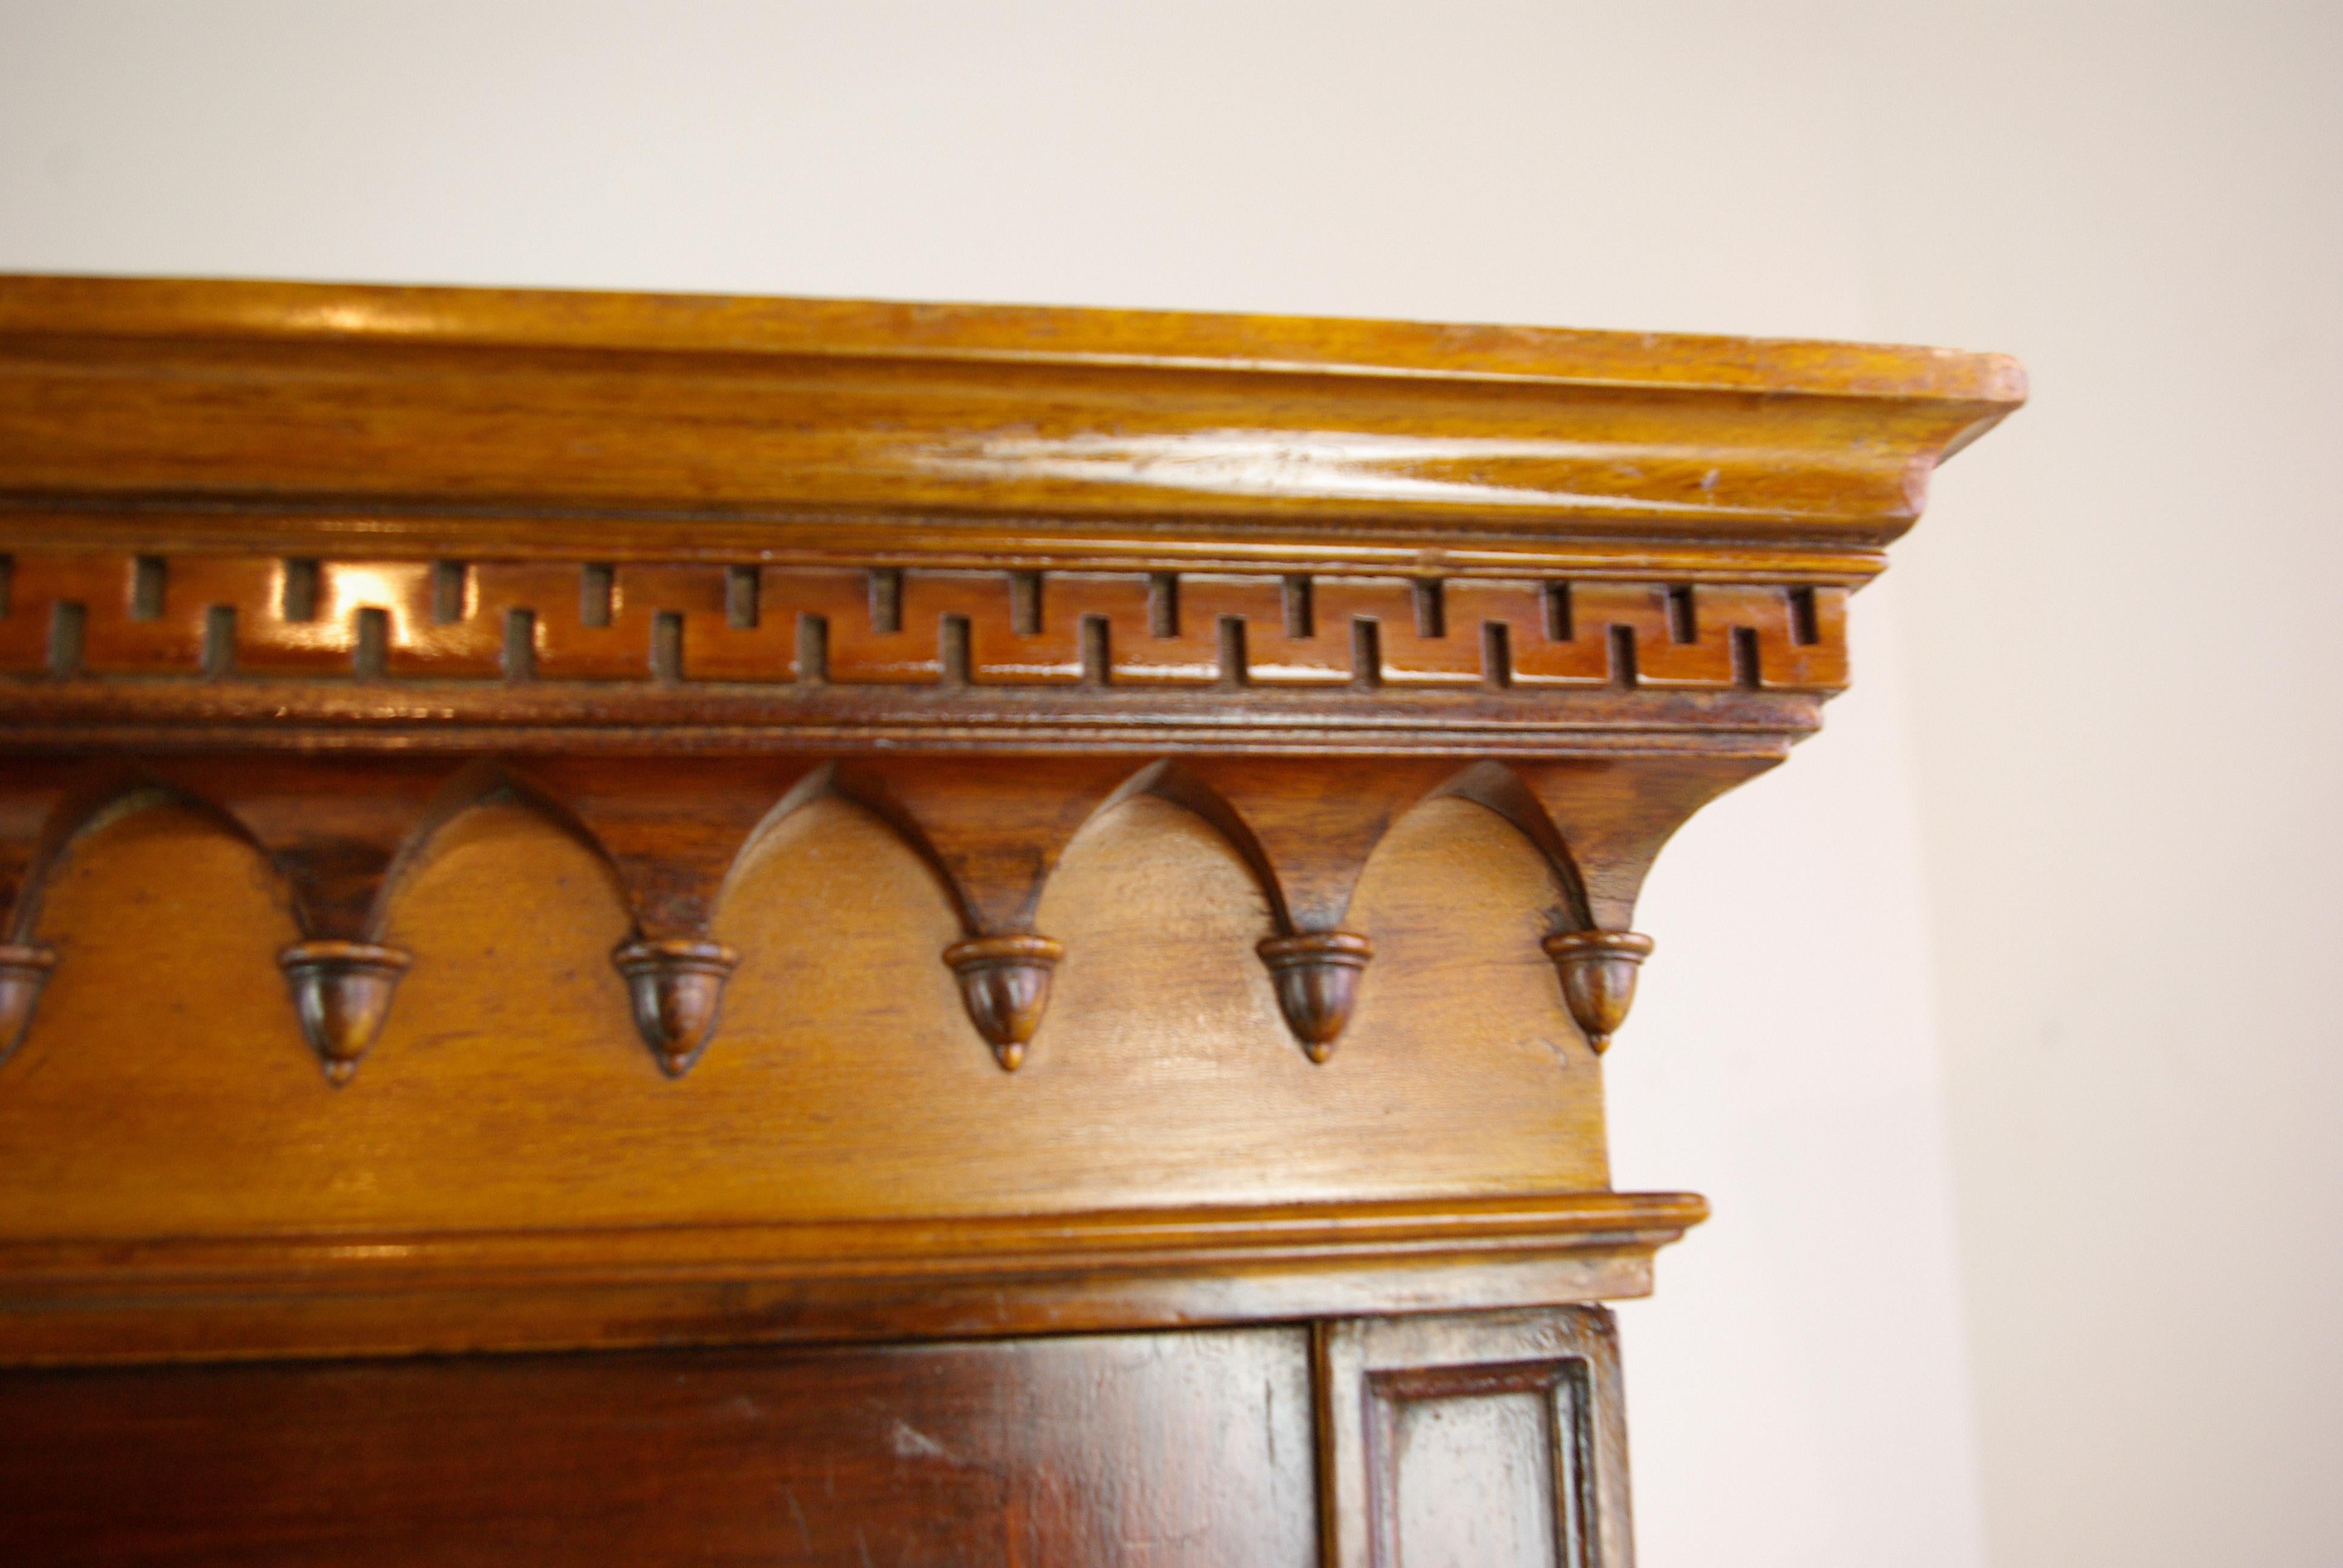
[0,276,2018,558]
[0,754,1693,1362]
[1542,930,1655,1056]
[0,549,1850,756]
[0,1327,1319,1567]
[0,275,2017,1562]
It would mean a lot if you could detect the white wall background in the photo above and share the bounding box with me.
[3,4,2336,1564]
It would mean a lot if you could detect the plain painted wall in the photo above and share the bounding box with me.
[2,4,2335,1564]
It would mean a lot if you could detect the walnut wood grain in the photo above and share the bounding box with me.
[0,751,1748,1085]
[0,554,1854,688]
[0,550,1856,760]
[0,278,2017,1563]
[0,1193,1700,1366]
[0,1328,1320,1567]
[0,276,2021,562]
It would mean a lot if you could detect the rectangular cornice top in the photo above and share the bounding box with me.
[0,274,2024,569]
[0,274,2026,402]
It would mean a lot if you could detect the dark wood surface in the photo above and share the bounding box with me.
[0,1328,1319,1567]
[0,1308,1639,1568]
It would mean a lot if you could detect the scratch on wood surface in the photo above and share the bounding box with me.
[890,1419,955,1462]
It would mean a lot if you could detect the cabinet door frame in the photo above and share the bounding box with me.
[1317,1306,1633,1568]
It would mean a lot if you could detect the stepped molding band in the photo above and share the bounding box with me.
[0,1191,1708,1365]
[0,552,1847,696]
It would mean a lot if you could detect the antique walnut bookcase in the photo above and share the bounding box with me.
[0,276,2019,1565]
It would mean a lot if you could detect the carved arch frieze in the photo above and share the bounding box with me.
[1429,761,1652,1053]
[1087,762,1378,1061]
[720,762,1044,1070]
[0,750,1765,1084]
[0,773,286,1069]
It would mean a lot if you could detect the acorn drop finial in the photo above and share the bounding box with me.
[1541,930,1654,1054]
[0,942,59,1070]
[1257,931,1374,1063]
[942,934,1064,1070]
[279,940,412,1085]
[612,937,740,1077]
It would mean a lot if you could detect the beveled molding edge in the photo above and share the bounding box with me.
[0,1189,1706,1366]
[0,505,1903,585]
[0,274,2026,550]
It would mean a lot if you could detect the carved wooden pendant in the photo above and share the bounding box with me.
[0,942,57,1068]
[1542,930,1656,1054]
[1257,932,1374,1062]
[611,938,740,1078]
[941,935,1064,1070]
[277,939,413,1085]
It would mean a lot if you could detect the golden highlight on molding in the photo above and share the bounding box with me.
[0,554,1850,694]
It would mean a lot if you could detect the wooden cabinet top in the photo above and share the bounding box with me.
[0,274,2020,570]
[0,276,2019,1365]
